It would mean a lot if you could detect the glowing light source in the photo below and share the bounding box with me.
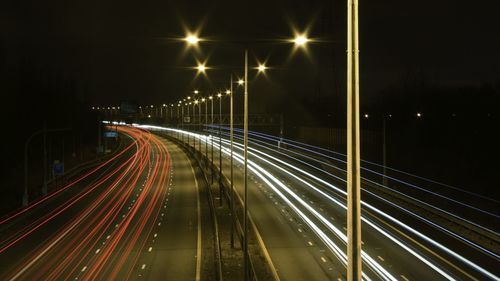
[257,64,267,73]
[217,93,222,98]
[237,79,244,85]
[225,90,231,95]
[293,35,309,47]
[193,90,199,94]
[185,34,200,45]
[417,112,422,118]
[364,113,369,118]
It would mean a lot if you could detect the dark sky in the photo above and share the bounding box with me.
[2,0,499,108]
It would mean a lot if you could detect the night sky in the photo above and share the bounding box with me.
[3,0,499,107]
[1,0,500,198]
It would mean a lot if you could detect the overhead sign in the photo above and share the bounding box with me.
[104,131,118,138]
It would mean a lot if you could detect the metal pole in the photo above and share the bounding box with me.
[382,117,388,186]
[347,0,362,280]
[243,49,249,281]
[187,105,190,148]
[205,100,208,165]
[198,102,201,154]
[42,123,47,195]
[211,98,214,184]
[219,94,223,207]
[230,74,235,248]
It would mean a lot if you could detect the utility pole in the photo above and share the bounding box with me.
[347,0,362,280]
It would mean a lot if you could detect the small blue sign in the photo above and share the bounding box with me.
[53,162,64,176]
[104,131,118,138]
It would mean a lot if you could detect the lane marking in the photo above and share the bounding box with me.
[400,275,410,281]
[188,157,202,281]
[378,255,385,262]
[321,257,327,263]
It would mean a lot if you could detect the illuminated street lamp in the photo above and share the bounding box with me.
[257,63,267,73]
[185,34,200,46]
[293,34,310,47]
[237,79,244,85]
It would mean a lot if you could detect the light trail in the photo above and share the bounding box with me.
[1,126,173,281]
[145,126,499,281]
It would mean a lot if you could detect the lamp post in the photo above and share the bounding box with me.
[243,49,249,281]
[347,0,362,280]
[210,95,214,184]
[217,92,223,207]
[229,74,235,248]
[204,97,208,165]
[193,101,197,151]
[197,99,202,154]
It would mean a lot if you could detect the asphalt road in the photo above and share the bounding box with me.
[0,126,204,281]
[150,126,499,281]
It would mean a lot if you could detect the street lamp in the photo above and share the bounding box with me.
[257,63,267,73]
[237,79,244,85]
[293,34,310,47]
[185,34,200,46]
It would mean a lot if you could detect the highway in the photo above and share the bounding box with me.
[144,124,499,281]
[0,126,205,281]
[2,123,498,280]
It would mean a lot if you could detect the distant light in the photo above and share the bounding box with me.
[150,105,154,108]
[163,104,166,107]
[293,35,309,47]
[92,107,95,110]
[185,34,200,45]
[217,93,222,98]
[194,100,199,104]
[209,96,213,100]
[196,64,206,73]
[237,79,244,85]
[148,114,151,118]
[364,113,369,118]
[194,90,199,94]
[417,112,422,118]
[201,98,206,102]
[177,104,181,107]
[225,90,231,95]
[187,96,191,100]
[257,64,267,73]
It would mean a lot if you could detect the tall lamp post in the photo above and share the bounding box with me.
[210,95,214,184]
[229,75,235,248]
[347,0,362,280]
[217,92,223,206]
[204,97,208,164]
[243,49,250,281]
